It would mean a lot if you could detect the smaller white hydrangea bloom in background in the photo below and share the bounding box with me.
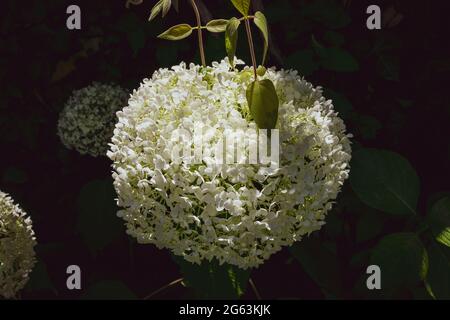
[0,191,37,299]
[109,58,352,269]
[58,82,128,157]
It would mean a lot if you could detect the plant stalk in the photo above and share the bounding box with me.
[143,277,184,299]
[190,0,206,66]
[244,17,257,79]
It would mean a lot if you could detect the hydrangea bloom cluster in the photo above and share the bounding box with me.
[0,191,36,298]
[58,82,129,157]
[108,58,351,269]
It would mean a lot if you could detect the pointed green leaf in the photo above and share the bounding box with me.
[428,196,450,247]
[253,11,269,65]
[246,79,279,129]
[230,0,250,16]
[149,0,164,21]
[225,17,240,66]
[161,0,171,18]
[206,19,229,33]
[158,24,193,40]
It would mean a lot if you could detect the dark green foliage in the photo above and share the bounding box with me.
[172,256,250,299]
[370,233,428,291]
[1,0,449,300]
[350,148,420,215]
[82,280,137,300]
[76,179,123,254]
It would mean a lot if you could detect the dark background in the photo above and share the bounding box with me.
[0,0,449,299]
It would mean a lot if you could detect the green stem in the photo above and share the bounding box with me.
[239,15,255,21]
[190,0,206,66]
[249,278,262,300]
[143,278,184,299]
[244,18,257,80]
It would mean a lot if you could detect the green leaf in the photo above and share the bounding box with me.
[302,0,350,29]
[323,30,345,47]
[173,256,250,299]
[253,11,269,65]
[370,233,428,290]
[428,196,450,247]
[161,0,171,17]
[246,79,279,129]
[319,47,359,72]
[290,238,342,296]
[350,148,419,215]
[148,0,170,21]
[285,49,319,76]
[427,191,450,213]
[225,17,240,66]
[230,0,250,16]
[426,242,450,299]
[117,12,146,56]
[312,36,358,72]
[76,179,123,254]
[323,88,353,119]
[206,19,229,33]
[350,250,370,268]
[128,28,146,56]
[82,280,137,300]
[158,24,193,40]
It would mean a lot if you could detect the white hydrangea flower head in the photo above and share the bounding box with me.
[0,191,37,299]
[108,58,352,269]
[58,82,129,157]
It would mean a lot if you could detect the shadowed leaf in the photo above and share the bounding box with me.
[428,196,450,247]
[370,233,428,290]
[173,256,250,299]
[350,148,419,215]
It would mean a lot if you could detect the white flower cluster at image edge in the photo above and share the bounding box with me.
[108,58,352,269]
[0,191,36,299]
